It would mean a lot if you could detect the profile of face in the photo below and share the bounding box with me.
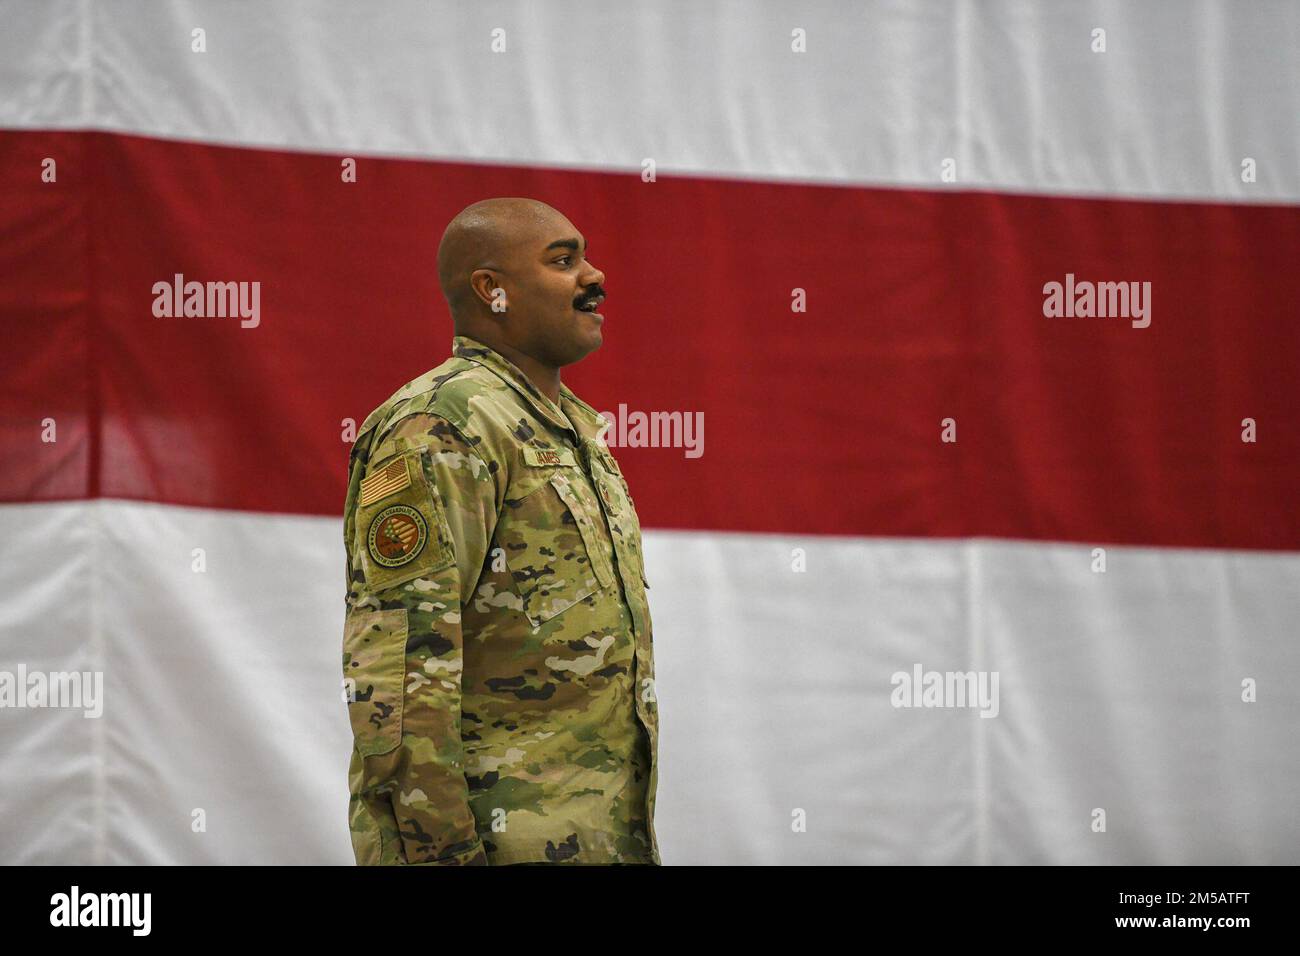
[475,207,608,367]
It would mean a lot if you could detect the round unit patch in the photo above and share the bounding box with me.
[367,504,428,568]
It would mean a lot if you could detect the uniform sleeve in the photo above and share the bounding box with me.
[343,412,499,866]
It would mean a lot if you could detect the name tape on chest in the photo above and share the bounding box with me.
[522,445,578,468]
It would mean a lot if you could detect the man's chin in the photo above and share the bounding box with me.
[573,316,603,355]
[565,333,601,365]
[542,312,603,365]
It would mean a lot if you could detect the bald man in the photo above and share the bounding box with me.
[340,198,660,865]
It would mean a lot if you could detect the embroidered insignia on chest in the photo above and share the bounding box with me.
[367,504,428,568]
[359,458,411,506]
[522,445,576,468]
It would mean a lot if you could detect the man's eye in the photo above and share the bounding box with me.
[555,256,571,266]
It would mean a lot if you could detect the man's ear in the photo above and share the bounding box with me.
[469,269,505,311]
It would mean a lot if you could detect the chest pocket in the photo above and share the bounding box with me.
[589,448,651,590]
[496,471,615,628]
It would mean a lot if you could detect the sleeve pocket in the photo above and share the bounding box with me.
[354,450,456,593]
[343,608,408,758]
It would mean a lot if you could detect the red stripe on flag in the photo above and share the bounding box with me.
[2,130,1298,549]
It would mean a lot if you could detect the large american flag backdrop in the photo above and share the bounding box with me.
[1,1,1297,864]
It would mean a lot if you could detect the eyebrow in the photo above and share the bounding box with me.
[544,236,587,255]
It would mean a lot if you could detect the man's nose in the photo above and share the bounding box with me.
[580,260,605,287]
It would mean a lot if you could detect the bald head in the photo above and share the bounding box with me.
[437,198,558,329]
[434,196,608,371]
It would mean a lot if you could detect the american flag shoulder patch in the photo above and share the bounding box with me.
[359,457,411,506]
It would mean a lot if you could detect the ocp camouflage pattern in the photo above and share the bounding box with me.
[341,335,660,865]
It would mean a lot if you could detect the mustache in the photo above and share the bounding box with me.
[574,286,605,307]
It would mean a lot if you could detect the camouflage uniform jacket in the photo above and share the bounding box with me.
[342,334,660,865]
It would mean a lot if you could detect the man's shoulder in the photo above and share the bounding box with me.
[356,357,462,435]
[354,357,523,466]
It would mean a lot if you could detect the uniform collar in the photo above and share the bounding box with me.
[452,335,608,447]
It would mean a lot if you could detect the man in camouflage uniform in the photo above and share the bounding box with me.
[341,198,659,865]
